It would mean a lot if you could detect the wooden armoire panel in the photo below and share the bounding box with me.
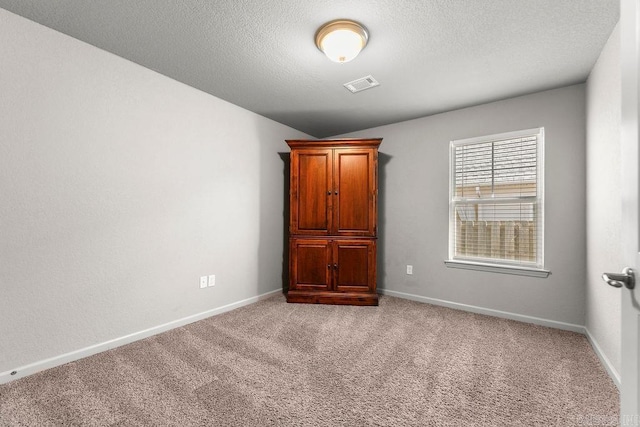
[291,149,332,235]
[333,240,376,293]
[334,149,376,236]
[290,239,331,291]
[286,138,382,306]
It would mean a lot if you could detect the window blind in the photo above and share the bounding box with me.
[450,130,543,268]
[454,136,537,199]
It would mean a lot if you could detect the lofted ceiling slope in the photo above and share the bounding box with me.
[0,0,620,138]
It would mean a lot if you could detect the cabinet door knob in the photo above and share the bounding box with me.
[334,191,338,195]
[334,263,338,269]
[327,191,332,195]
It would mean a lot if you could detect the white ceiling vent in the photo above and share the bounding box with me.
[344,75,380,93]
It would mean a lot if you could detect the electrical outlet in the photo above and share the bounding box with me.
[200,276,208,289]
[406,265,413,275]
[208,275,216,287]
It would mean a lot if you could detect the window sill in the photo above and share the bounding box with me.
[444,260,551,278]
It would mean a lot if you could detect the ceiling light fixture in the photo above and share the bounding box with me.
[315,19,369,63]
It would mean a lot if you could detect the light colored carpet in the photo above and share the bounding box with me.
[0,294,619,426]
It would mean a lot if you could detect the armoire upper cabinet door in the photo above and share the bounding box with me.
[290,149,333,235]
[333,149,377,236]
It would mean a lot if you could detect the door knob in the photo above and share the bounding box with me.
[602,267,635,289]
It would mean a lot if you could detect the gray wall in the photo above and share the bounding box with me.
[0,10,307,373]
[586,23,621,379]
[339,84,587,325]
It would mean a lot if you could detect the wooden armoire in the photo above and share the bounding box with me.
[285,138,382,306]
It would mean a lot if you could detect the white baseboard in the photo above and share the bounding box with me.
[584,327,621,389]
[379,288,621,388]
[3,288,621,391]
[0,289,282,385]
[379,288,584,332]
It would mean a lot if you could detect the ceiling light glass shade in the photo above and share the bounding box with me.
[315,20,369,63]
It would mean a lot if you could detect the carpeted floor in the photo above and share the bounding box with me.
[0,294,619,426]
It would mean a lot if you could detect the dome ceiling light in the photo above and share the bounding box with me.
[315,19,369,63]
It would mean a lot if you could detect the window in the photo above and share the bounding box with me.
[446,128,548,277]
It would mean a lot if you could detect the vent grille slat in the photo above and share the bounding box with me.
[344,75,380,93]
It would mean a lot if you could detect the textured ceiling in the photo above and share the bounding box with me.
[0,0,620,138]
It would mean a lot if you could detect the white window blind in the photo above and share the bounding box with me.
[449,128,544,270]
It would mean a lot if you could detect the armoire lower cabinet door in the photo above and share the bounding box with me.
[289,239,332,291]
[333,240,376,293]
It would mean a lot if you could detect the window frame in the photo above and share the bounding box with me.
[445,128,549,278]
